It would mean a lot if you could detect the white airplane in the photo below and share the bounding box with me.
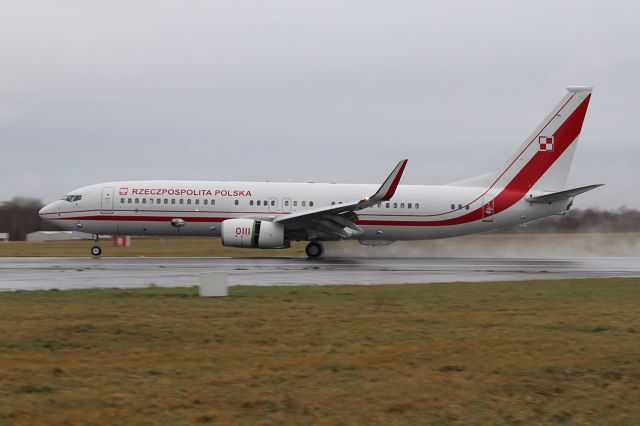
[40,87,602,258]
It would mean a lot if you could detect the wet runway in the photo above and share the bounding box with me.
[1,256,639,291]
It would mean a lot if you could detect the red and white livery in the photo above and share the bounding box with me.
[40,87,602,257]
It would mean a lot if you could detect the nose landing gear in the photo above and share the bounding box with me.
[305,241,324,258]
[91,235,102,257]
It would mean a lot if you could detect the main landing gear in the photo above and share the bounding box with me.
[91,235,102,257]
[305,241,324,258]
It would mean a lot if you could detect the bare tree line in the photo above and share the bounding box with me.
[0,197,638,241]
[501,208,640,233]
[0,198,59,241]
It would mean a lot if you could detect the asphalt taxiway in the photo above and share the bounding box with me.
[1,257,639,291]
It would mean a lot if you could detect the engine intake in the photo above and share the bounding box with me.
[221,219,286,248]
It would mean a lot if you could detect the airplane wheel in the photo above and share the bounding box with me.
[305,242,324,258]
[91,246,102,257]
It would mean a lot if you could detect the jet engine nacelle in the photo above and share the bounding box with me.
[221,219,286,248]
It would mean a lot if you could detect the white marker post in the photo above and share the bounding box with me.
[199,273,228,297]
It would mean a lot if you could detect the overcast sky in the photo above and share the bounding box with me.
[1,0,638,208]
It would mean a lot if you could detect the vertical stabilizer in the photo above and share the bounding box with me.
[492,87,592,193]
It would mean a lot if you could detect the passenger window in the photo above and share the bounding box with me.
[284,200,289,206]
[386,203,390,208]
[179,199,184,205]
[466,205,470,210]
[408,203,412,209]
[302,201,306,207]
[120,198,125,203]
[293,201,297,206]
[458,204,462,210]
[187,199,191,205]
[270,200,275,206]
[257,200,261,206]
[393,203,397,208]
[212,200,216,205]
[377,203,381,208]
[451,204,455,209]
[235,200,239,205]
[171,199,175,205]
[204,199,208,205]
[310,201,314,207]
[400,203,405,208]
[415,203,419,209]
[135,198,139,204]
[128,198,132,203]
[157,198,161,204]
[142,198,147,204]
[263,200,267,206]
[249,200,254,206]
[195,199,199,205]
[164,199,168,204]
[331,202,335,205]
[149,198,154,204]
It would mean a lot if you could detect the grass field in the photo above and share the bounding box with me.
[1,278,639,424]
[0,237,306,257]
[1,233,638,258]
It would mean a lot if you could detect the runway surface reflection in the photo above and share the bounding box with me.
[1,256,639,291]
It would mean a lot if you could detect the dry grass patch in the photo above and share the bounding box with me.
[3,233,638,258]
[0,237,305,257]
[0,278,639,424]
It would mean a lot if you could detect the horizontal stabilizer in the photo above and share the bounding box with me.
[527,184,604,204]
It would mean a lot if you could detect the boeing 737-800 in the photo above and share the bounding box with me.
[40,87,601,258]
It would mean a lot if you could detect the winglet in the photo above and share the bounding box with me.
[369,159,408,203]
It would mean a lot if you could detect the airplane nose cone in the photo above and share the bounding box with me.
[39,203,53,218]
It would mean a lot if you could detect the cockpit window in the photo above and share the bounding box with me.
[62,195,82,202]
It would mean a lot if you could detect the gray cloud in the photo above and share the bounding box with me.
[1,0,638,208]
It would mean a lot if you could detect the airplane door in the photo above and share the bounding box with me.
[482,196,494,222]
[282,197,292,213]
[268,197,278,213]
[101,187,114,214]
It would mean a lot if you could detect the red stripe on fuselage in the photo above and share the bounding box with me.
[367,94,580,221]
[358,94,592,227]
[54,96,591,229]
[485,94,576,195]
[57,215,228,223]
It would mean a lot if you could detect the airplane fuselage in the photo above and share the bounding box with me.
[39,180,565,242]
[38,87,595,256]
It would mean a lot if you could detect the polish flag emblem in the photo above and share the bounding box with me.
[538,136,554,152]
[119,187,128,196]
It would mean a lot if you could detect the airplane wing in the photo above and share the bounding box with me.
[272,160,408,239]
[527,184,604,204]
